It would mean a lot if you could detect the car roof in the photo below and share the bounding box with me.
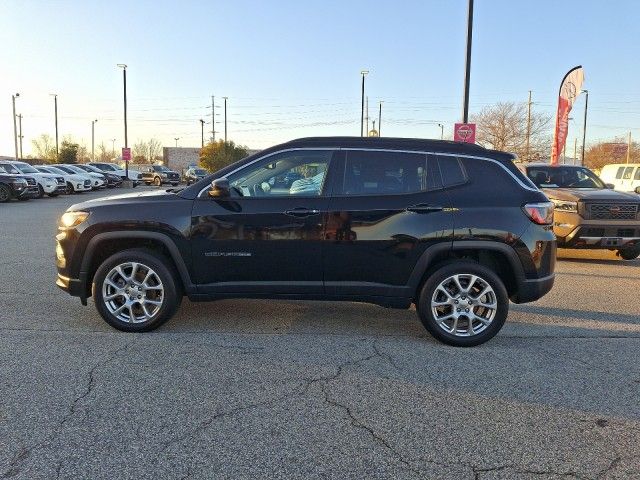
[523,163,588,168]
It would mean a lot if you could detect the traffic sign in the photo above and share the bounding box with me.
[454,123,476,143]
[122,147,131,161]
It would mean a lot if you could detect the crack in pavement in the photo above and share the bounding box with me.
[0,338,137,479]
[472,464,591,479]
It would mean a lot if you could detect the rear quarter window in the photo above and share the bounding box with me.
[436,156,467,187]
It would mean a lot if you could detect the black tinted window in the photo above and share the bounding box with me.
[437,156,467,187]
[341,151,433,195]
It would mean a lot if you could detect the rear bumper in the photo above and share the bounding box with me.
[510,273,555,304]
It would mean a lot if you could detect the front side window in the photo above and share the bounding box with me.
[0,163,21,174]
[616,166,625,179]
[226,150,333,197]
[14,162,39,174]
[341,150,431,195]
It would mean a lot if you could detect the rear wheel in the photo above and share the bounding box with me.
[93,249,182,332]
[618,247,640,260]
[416,262,509,347]
[37,185,45,198]
[0,184,11,202]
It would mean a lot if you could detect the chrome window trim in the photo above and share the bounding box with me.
[198,146,540,197]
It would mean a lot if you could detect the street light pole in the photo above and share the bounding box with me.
[12,93,19,160]
[174,137,180,147]
[581,89,588,166]
[91,119,98,161]
[50,94,59,157]
[378,101,383,137]
[111,138,116,157]
[438,123,444,140]
[525,90,532,161]
[223,97,228,143]
[462,0,474,123]
[360,70,368,137]
[117,64,128,177]
[18,114,23,160]
[199,119,205,147]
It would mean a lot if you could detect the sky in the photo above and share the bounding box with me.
[1,0,639,158]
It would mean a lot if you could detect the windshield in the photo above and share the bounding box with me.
[194,168,207,175]
[526,166,606,189]
[0,163,21,174]
[154,165,170,172]
[54,165,74,174]
[14,162,39,174]
[46,166,66,175]
[92,163,116,172]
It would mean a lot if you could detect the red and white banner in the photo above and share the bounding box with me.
[551,66,584,165]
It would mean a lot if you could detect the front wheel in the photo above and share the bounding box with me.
[66,182,74,195]
[92,249,182,332]
[416,262,509,347]
[37,185,45,198]
[153,177,161,186]
[618,247,640,260]
[0,184,11,202]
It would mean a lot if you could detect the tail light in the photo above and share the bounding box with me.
[523,202,554,225]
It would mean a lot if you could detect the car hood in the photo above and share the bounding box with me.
[68,188,181,211]
[542,188,640,202]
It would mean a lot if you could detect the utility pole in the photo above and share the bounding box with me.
[12,93,19,160]
[366,96,369,134]
[627,131,632,164]
[50,94,59,157]
[360,70,368,137]
[117,64,128,178]
[525,90,532,161]
[211,95,215,141]
[223,96,228,142]
[581,90,588,166]
[199,119,205,147]
[18,114,23,160]
[111,138,116,157]
[91,119,98,161]
[462,0,474,123]
[438,123,444,140]
[378,101,383,136]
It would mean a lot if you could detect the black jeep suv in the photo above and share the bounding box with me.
[56,137,556,346]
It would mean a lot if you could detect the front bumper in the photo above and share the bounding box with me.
[56,273,88,304]
[553,211,640,249]
[19,186,40,198]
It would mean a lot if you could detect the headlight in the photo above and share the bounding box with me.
[60,211,89,229]
[160,173,168,177]
[46,176,56,182]
[550,199,578,213]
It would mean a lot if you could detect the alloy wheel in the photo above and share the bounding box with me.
[102,261,164,323]
[431,273,497,337]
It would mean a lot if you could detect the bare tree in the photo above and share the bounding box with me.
[97,142,111,162]
[471,102,551,161]
[585,139,639,170]
[31,134,57,162]
[132,140,149,164]
[147,138,162,162]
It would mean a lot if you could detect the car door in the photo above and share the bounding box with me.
[190,149,338,295]
[323,149,454,298]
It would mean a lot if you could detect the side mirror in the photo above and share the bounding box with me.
[635,186,640,195]
[605,183,615,189]
[208,177,230,198]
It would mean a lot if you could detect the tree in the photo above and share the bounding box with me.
[199,140,248,172]
[132,140,149,163]
[97,142,111,162]
[31,134,57,162]
[58,140,79,164]
[584,139,639,170]
[148,138,162,162]
[471,102,551,161]
[131,138,163,163]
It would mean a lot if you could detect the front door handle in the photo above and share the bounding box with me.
[284,207,320,217]
[406,203,444,214]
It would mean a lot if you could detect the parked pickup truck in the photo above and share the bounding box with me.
[141,165,181,186]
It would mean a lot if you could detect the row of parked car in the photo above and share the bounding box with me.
[0,160,144,203]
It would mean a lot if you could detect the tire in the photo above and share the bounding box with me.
[92,249,182,332]
[47,193,59,197]
[0,184,11,203]
[37,185,45,199]
[145,182,151,186]
[66,182,74,195]
[416,262,509,347]
[618,247,640,260]
[153,177,161,187]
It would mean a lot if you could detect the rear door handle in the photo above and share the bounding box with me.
[284,207,320,217]
[406,203,444,214]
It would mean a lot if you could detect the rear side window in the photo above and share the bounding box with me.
[436,156,467,187]
[341,151,435,195]
[634,168,640,181]
[616,166,625,179]
[623,167,634,179]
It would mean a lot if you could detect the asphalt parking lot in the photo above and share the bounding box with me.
[0,188,638,480]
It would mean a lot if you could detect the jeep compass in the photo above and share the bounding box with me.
[56,137,556,346]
